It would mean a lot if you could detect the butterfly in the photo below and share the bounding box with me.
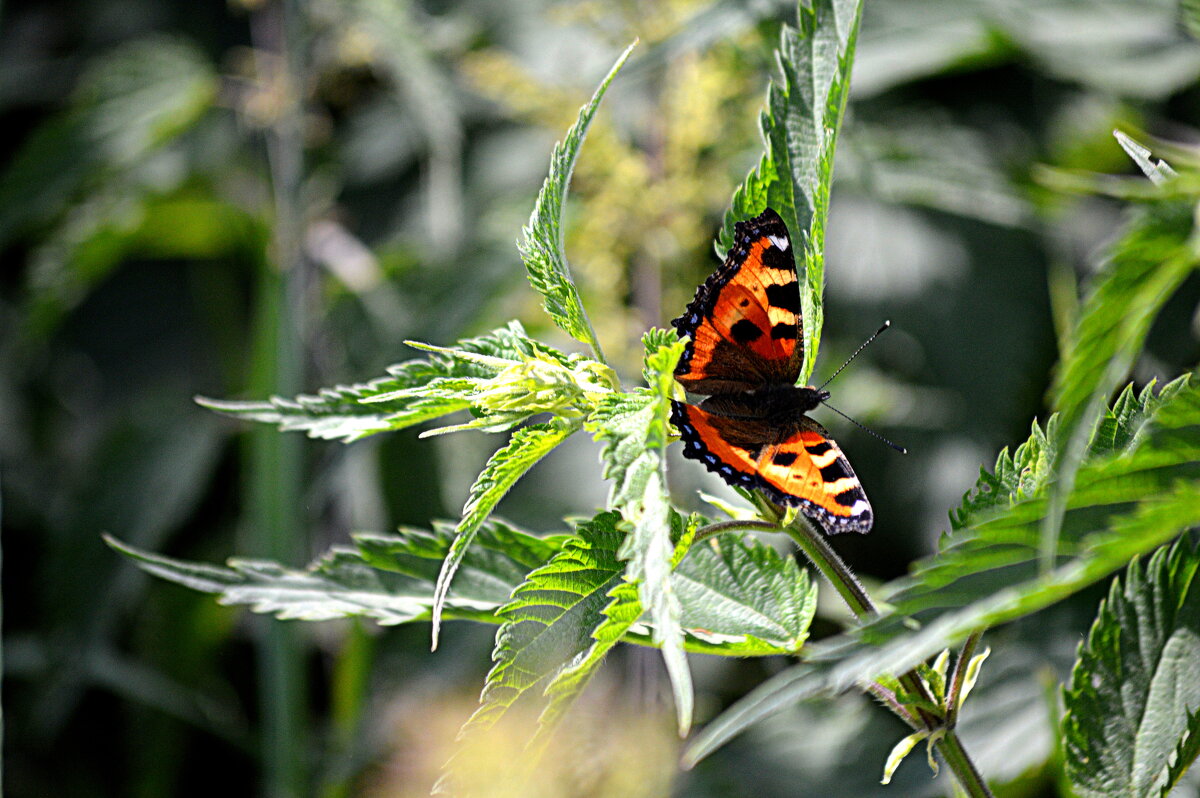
[670,207,873,535]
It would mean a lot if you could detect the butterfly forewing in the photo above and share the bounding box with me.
[672,209,803,393]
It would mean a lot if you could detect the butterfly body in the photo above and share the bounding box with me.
[670,208,873,535]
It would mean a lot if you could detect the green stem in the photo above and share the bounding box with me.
[782,518,874,618]
[781,518,993,798]
[937,728,993,797]
[249,2,309,795]
[691,519,779,545]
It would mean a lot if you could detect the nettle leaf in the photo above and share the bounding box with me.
[531,516,817,748]
[453,510,820,772]
[951,377,1188,529]
[1089,377,1188,458]
[686,376,1200,766]
[199,321,614,443]
[641,326,677,382]
[673,533,817,655]
[518,42,635,359]
[1063,537,1200,798]
[1161,706,1200,798]
[355,519,569,596]
[104,520,554,625]
[951,416,1057,527]
[534,572,642,746]
[588,336,692,732]
[456,513,629,742]
[720,0,863,383]
[1044,197,1199,558]
[431,421,577,648]
[865,377,1200,648]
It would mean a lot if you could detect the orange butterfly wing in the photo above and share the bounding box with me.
[670,207,873,535]
[672,209,803,395]
[671,402,873,534]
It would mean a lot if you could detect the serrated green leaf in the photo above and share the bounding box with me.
[673,534,817,654]
[198,321,601,443]
[111,507,814,662]
[518,42,635,360]
[720,0,863,383]
[1063,537,1200,798]
[863,377,1200,644]
[532,567,641,750]
[952,377,1188,530]
[103,520,551,626]
[431,421,577,648]
[1045,198,1199,564]
[686,376,1200,766]
[588,338,693,733]
[355,520,568,591]
[1160,706,1200,798]
[455,513,628,736]
[531,519,821,748]
[642,327,678,384]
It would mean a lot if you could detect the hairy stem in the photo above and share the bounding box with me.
[782,519,993,798]
[782,518,874,618]
[691,519,779,545]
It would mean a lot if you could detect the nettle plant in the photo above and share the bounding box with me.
[110,2,1200,795]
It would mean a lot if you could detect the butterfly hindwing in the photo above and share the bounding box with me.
[672,208,803,395]
[671,402,872,534]
[756,417,873,534]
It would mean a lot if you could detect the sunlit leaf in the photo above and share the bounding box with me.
[1159,706,1200,798]
[198,321,599,443]
[519,42,636,359]
[685,377,1200,766]
[431,422,577,648]
[1063,537,1200,798]
[103,520,552,625]
[720,0,863,383]
[673,533,817,655]
[455,513,629,741]
[588,335,692,732]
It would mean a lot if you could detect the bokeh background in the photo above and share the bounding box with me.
[5,0,1200,795]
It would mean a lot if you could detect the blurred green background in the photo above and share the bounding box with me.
[4,0,1200,795]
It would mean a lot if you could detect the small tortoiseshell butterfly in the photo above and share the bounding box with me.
[670,207,872,534]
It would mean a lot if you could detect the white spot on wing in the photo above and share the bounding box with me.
[767,234,789,251]
[849,500,870,515]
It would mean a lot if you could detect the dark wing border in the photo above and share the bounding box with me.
[672,401,872,535]
[671,208,800,388]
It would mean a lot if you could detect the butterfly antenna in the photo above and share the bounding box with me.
[818,320,892,392]
[821,400,908,455]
